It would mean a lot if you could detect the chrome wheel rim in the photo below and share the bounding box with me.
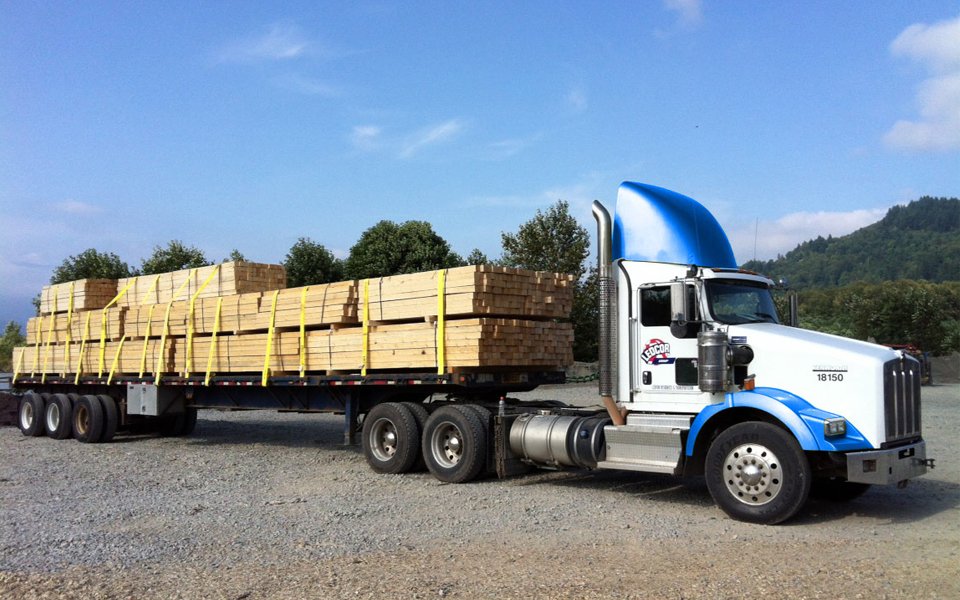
[723,443,782,506]
[45,402,61,432]
[369,418,399,462]
[430,422,463,468]
[19,401,35,430]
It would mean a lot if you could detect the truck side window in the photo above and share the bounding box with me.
[640,287,671,326]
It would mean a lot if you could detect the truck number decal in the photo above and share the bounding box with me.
[817,372,844,382]
[813,366,847,383]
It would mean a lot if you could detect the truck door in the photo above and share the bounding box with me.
[632,284,703,409]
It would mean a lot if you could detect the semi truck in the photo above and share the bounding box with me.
[12,181,933,524]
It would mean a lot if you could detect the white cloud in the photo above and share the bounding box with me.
[725,207,887,263]
[398,119,465,158]
[664,0,703,27]
[55,200,101,215]
[273,73,342,97]
[884,15,960,152]
[349,125,382,151]
[216,23,313,63]
[485,133,542,160]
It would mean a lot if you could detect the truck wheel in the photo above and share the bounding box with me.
[705,421,811,525]
[97,395,119,442]
[810,477,871,502]
[400,402,431,471]
[45,393,73,440]
[73,395,105,443]
[363,403,421,474]
[18,393,46,437]
[159,408,198,437]
[422,405,487,483]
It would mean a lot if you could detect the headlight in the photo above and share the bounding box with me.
[824,418,847,437]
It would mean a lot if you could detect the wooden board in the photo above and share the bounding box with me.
[40,279,118,315]
[116,261,287,308]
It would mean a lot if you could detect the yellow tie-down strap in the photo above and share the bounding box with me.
[107,336,126,385]
[155,269,197,385]
[361,279,370,377]
[299,286,309,378]
[41,294,57,384]
[98,277,138,377]
[74,312,92,385]
[138,275,162,378]
[185,264,221,377]
[204,296,223,386]
[31,315,43,377]
[437,268,447,375]
[261,290,280,386]
[62,282,75,377]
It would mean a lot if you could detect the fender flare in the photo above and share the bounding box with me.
[685,387,870,456]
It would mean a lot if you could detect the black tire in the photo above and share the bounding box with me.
[362,403,422,474]
[705,421,811,525]
[810,477,871,502]
[73,395,105,444]
[18,393,46,437]
[45,393,73,440]
[158,408,198,437]
[422,405,487,483]
[463,404,493,477]
[97,395,119,443]
[400,401,431,472]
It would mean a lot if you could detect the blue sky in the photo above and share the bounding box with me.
[2,1,959,328]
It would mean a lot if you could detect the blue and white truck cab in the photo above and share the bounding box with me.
[511,182,933,524]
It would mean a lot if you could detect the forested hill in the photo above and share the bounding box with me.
[741,196,960,288]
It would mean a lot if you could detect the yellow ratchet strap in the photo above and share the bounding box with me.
[98,277,137,377]
[74,312,91,385]
[155,270,196,385]
[31,315,43,376]
[185,264,220,377]
[107,336,126,385]
[12,346,25,384]
[41,294,57,383]
[261,290,280,386]
[204,296,223,386]
[299,286,309,378]
[437,269,447,375]
[138,275,162,378]
[361,279,370,376]
[63,282,75,377]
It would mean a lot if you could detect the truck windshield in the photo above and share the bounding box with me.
[705,280,780,325]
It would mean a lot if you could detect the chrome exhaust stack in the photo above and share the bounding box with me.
[592,200,625,426]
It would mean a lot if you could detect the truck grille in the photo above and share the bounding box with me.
[883,356,922,444]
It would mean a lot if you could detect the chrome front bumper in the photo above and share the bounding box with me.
[846,440,931,485]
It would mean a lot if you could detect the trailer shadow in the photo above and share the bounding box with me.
[520,468,960,525]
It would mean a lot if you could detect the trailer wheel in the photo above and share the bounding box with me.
[705,421,810,525]
[400,402,431,471]
[159,408,198,437]
[97,395,119,442]
[810,477,871,502]
[18,393,46,437]
[45,394,74,440]
[362,403,421,474]
[73,395,105,444]
[422,405,487,483]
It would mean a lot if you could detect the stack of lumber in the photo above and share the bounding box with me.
[40,279,118,315]
[363,265,572,321]
[13,261,576,379]
[116,262,286,307]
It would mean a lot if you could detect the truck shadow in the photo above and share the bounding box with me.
[520,469,960,525]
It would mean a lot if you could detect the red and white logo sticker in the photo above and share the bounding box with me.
[641,338,676,365]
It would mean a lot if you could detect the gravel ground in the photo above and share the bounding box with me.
[1,384,958,599]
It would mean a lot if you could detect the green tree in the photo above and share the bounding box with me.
[226,249,246,263]
[141,240,210,275]
[501,200,596,360]
[345,220,463,279]
[465,248,491,265]
[0,321,26,372]
[501,200,589,280]
[283,238,344,287]
[51,248,133,284]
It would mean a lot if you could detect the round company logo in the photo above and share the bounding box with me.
[641,338,676,365]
